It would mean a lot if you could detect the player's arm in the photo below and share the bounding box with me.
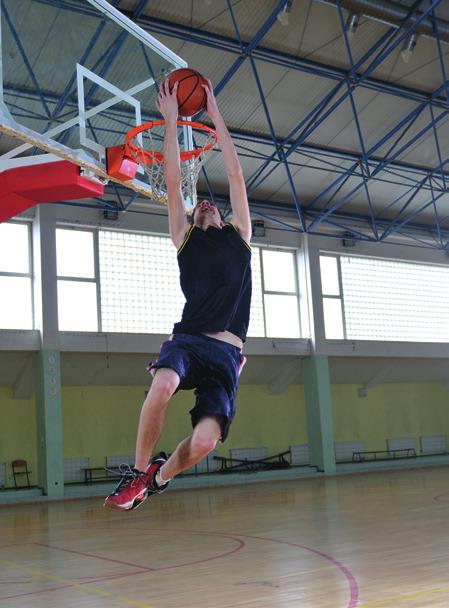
[156,80,190,250]
[203,80,251,244]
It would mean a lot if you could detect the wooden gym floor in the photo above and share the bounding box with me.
[1,466,449,607]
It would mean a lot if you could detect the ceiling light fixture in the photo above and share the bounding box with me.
[277,0,293,27]
[400,33,418,63]
[345,12,360,36]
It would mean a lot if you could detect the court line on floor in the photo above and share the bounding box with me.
[235,533,359,608]
[0,560,156,608]
[0,584,72,601]
[359,584,449,607]
[35,542,155,571]
[23,525,356,607]
[122,527,359,608]
[34,532,245,574]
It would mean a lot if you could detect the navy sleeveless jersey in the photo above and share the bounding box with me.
[173,223,252,342]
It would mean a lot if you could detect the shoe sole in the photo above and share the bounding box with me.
[104,490,148,511]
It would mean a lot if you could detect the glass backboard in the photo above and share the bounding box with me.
[0,0,190,204]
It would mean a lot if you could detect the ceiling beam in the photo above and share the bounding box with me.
[32,0,449,109]
[317,0,449,44]
[4,84,448,186]
[122,7,449,110]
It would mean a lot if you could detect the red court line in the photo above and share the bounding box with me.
[35,532,245,576]
[0,584,71,601]
[3,531,245,600]
[114,526,358,607]
[80,570,147,583]
[239,533,359,608]
[122,527,358,607]
[154,535,245,572]
[15,527,357,607]
[34,542,154,571]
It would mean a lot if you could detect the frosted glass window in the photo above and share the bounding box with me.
[264,294,300,338]
[58,281,98,331]
[0,223,29,273]
[320,256,340,296]
[247,246,265,337]
[0,276,33,329]
[56,229,95,278]
[323,298,344,339]
[262,250,296,292]
[99,231,184,334]
[340,255,449,342]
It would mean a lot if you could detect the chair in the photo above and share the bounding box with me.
[11,459,31,488]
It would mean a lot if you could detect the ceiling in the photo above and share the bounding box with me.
[2,0,449,247]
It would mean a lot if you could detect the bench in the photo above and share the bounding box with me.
[214,450,291,473]
[81,455,135,485]
[81,466,122,485]
[352,448,417,462]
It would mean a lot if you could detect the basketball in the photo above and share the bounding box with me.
[166,68,208,117]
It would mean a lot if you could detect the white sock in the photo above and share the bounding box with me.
[155,468,171,487]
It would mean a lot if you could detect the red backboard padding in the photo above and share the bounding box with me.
[0,192,36,224]
[0,160,105,222]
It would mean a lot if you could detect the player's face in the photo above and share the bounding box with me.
[193,200,223,227]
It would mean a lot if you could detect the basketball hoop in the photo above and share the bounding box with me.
[125,120,218,209]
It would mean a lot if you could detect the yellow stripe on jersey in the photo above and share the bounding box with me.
[177,224,194,256]
[227,222,252,252]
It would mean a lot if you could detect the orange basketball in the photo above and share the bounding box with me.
[166,68,208,117]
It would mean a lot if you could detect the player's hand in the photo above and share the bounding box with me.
[156,79,179,122]
[202,79,220,122]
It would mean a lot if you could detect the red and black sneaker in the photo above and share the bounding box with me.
[104,464,150,511]
[146,452,170,496]
[104,453,168,511]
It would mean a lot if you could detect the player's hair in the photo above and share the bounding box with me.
[191,201,225,224]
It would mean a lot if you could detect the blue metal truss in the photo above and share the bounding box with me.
[118,0,449,248]
[5,0,449,249]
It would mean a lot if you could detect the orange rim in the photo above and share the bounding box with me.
[125,119,218,165]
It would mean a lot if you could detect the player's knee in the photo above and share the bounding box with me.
[190,433,218,458]
[152,372,179,402]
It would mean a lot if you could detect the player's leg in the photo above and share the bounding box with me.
[134,367,180,471]
[104,368,181,511]
[153,337,243,486]
[158,415,222,481]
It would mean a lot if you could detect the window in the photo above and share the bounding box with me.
[55,226,302,338]
[320,253,449,342]
[0,222,33,329]
[246,246,265,337]
[56,229,98,331]
[261,249,300,338]
[320,255,344,339]
[97,233,301,338]
[98,230,184,334]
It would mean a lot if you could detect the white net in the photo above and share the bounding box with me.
[126,120,217,211]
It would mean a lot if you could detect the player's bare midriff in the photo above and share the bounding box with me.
[169,331,243,350]
[202,330,243,350]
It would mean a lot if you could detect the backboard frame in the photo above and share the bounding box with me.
[0,0,191,206]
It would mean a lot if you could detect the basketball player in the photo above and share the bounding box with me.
[105,78,252,510]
